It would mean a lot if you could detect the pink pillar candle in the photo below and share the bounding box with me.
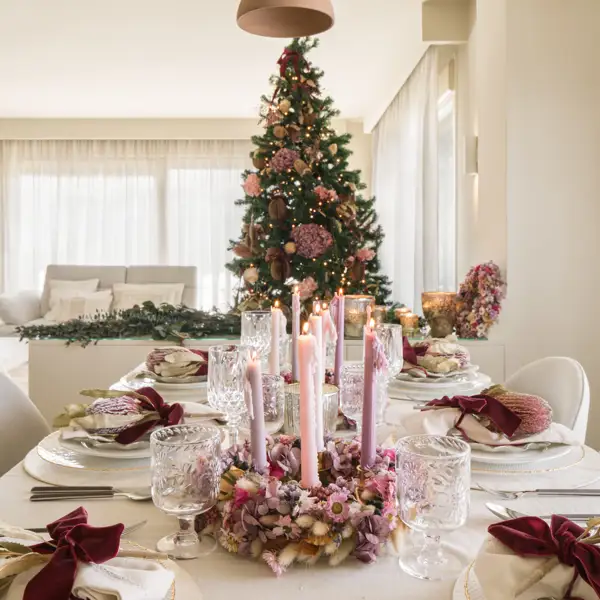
[245,352,267,472]
[298,324,319,488]
[309,303,324,451]
[361,319,377,468]
[333,289,345,386]
[291,287,300,381]
[269,301,282,375]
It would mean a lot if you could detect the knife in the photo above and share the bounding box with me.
[486,502,596,522]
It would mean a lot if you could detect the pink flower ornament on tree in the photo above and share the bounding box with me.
[356,247,375,262]
[243,173,262,197]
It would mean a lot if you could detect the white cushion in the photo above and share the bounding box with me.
[49,290,113,323]
[0,291,42,325]
[44,279,100,319]
[112,283,184,311]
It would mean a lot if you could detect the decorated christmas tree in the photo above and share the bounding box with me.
[227,37,391,314]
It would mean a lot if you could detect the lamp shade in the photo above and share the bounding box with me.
[237,0,335,38]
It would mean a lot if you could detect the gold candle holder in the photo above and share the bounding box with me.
[399,312,419,336]
[421,292,457,338]
[394,306,411,323]
[344,295,376,339]
[373,305,387,326]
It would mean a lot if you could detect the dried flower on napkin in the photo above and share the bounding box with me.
[483,384,553,436]
[146,346,208,380]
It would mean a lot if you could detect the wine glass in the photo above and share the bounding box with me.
[241,310,271,367]
[150,424,221,559]
[340,362,365,433]
[207,344,249,445]
[396,434,471,580]
[374,323,403,424]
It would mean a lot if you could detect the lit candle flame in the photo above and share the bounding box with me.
[314,302,321,315]
[322,302,328,310]
[302,322,310,334]
[338,288,344,296]
[274,300,280,308]
[251,351,258,361]
[369,318,375,329]
[294,285,299,294]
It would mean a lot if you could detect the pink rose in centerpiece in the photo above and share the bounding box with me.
[242,173,262,197]
[297,276,318,300]
[355,247,375,262]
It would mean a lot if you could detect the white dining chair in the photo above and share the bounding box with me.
[505,356,590,443]
[0,372,50,476]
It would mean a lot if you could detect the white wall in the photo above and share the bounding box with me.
[460,0,600,445]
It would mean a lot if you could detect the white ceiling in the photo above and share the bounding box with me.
[0,0,427,125]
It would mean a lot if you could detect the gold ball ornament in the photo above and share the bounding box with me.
[243,266,259,285]
[284,241,296,255]
[328,143,338,156]
[278,99,291,114]
[273,125,286,139]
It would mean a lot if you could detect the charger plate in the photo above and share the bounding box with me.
[59,436,152,460]
[470,444,573,465]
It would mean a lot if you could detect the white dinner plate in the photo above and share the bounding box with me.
[37,431,150,471]
[393,368,483,388]
[470,443,573,465]
[152,380,208,391]
[59,436,151,459]
[396,364,480,382]
[388,374,492,401]
[119,375,208,392]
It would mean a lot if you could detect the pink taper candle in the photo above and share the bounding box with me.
[245,351,267,472]
[298,323,319,488]
[269,300,282,375]
[333,289,345,386]
[309,302,324,451]
[361,318,376,468]
[291,286,300,381]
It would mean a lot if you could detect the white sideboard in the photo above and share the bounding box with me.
[28,336,506,424]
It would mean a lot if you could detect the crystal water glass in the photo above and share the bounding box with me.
[396,434,471,580]
[150,424,221,559]
[241,373,285,434]
[340,362,365,433]
[207,344,249,445]
[374,323,403,424]
[241,310,271,366]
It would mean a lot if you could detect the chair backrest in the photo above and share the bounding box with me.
[0,373,51,476]
[505,356,590,443]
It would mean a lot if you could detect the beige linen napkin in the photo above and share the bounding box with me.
[471,535,596,600]
[401,408,579,446]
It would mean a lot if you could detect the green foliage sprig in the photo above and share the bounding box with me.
[16,302,241,347]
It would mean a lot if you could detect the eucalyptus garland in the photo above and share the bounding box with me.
[16,302,241,347]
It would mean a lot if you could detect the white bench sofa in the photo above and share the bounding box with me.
[0,264,198,337]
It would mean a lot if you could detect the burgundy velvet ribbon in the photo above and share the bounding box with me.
[402,336,427,367]
[115,386,183,444]
[489,515,600,598]
[424,394,522,438]
[25,507,123,600]
[271,48,303,105]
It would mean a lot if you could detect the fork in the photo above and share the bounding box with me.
[474,483,600,499]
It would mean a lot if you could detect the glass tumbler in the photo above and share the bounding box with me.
[207,344,249,445]
[396,434,471,580]
[241,374,285,435]
[241,310,272,367]
[340,362,365,433]
[150,424,221,559]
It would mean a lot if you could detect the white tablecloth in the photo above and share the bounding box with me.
[3,395,600,600]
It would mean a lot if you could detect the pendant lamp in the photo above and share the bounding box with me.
[237,0,334,38]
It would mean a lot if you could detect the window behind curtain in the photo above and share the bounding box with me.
[0,140,252,310]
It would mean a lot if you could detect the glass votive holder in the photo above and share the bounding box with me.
[344,295,376,339]
[421,291,457,338]
[340,363,364,432]
[283,383,339,436]
[399,313,420,337]
[373,305,387,325]
[241,374,284,435]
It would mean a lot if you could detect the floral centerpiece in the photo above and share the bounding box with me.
[456,261,506,339]
[208,436,402,575]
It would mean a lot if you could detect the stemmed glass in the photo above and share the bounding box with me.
[340,362,365,433]
[374,323,403,424]
[207,344,249,445]
[396,434,471,580]
[241,310,271,367]
[150,424,221,559]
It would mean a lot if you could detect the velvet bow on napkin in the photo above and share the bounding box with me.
[470,515,600,600]
[0,507,175,600]
[424,394,522,438]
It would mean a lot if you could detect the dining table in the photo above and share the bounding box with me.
[3,371,600,600]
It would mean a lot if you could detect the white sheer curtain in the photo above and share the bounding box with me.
[372,47,445,312]
[0,139,251,309]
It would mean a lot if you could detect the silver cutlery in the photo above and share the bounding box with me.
[30,486,152,502]
[486,502,596,522]
[475,483,600,499]
[26,520,147,536]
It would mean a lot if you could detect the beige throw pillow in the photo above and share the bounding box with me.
[112,283,185,311]
[49,290,113,323]
[44,279,100,320]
